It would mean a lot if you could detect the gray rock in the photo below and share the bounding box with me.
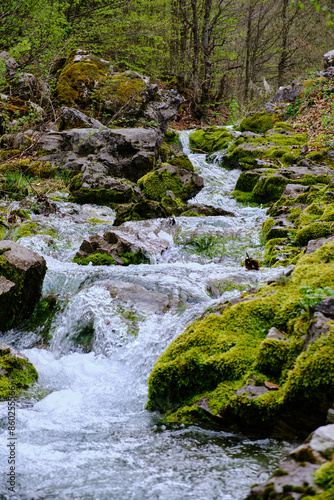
[314,296,334,318]
[235,380,269,399]
[144,88,183,133]
[282,183,309,198]
[59,107,104,131]
[266,327,290,342]
[0,241,47,331]
[271,82,304,103]
[306,235,334,254]
[0,51,18,78]
[324,49,334,69]
[327,408,334,424]
[303,312,331,350]
[98,280,171,314]
[75,219,172,265]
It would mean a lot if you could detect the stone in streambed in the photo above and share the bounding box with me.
[0,241,47,331]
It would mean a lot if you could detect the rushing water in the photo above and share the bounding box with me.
[0,131,293,499]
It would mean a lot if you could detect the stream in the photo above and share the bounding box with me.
[0,130,293,500]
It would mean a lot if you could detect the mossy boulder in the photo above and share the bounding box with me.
[56,49,110,106]
[137,164,203,202]
[93,70,147,119]
[294,222,333,247]
[252,175,288,204]
[189,127,233,154]
[147,242,334,437]
[69,169,143,206]
[239,112,279,134]
[0,241,47,331]
[113,200,170,226]
[0,343,38,400]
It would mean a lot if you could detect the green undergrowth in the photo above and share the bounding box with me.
[147,242,334,435]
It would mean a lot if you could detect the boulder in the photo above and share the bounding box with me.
[0,342,38,400]
[0,241,47,331]
[74,219,172,265]
[56,49,110,106]
[69,162,144,206]
[55,51,182,131]
[138,164,204,202]
[270,81,304,104]
[324,49,334,69]
[39,127,160,183]
[113,200,171,226]
[97,280,171,314]
[58,106,104,131]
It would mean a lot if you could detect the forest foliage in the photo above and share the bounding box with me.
[1,0,333,122]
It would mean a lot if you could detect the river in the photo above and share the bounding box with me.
[0,130,293,499]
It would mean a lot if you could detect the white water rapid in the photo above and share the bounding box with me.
[0,130,292,500]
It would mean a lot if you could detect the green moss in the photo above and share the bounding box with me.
[0,348,38,401]
[164,129,181,146]
[119,251,148,265]
[12,222,37,240]
[189,127,233,154]
[254,338,301,378]
[147,242,334,433]
[169,155,194,172]
[73,253,117,266]
[294,222,332,247]
[57,51,107,106]
[235,171,262,192]
[252,175,288,204]
[138,169,194,202]
[313,461,334,493]
[239,112,279,134]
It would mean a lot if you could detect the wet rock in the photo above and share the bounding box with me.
[180,204,234,217]
[0,241,47,331]
[114,200,170,226]
[98,280,171,314]
[246,424,334,499]
[74,219,171,265]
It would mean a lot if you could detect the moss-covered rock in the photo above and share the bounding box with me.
[56,49,109,106]
[147,242,334,437]
[252,175,288,204]
[0,343,38,400]
[137,165,203,202]
[294,222,332,247]
[239,112,279,134]
[69,172,142,206]
[0,241,47,331]
[189,127,233,154]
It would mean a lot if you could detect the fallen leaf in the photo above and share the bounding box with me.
[264,381,280,390]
